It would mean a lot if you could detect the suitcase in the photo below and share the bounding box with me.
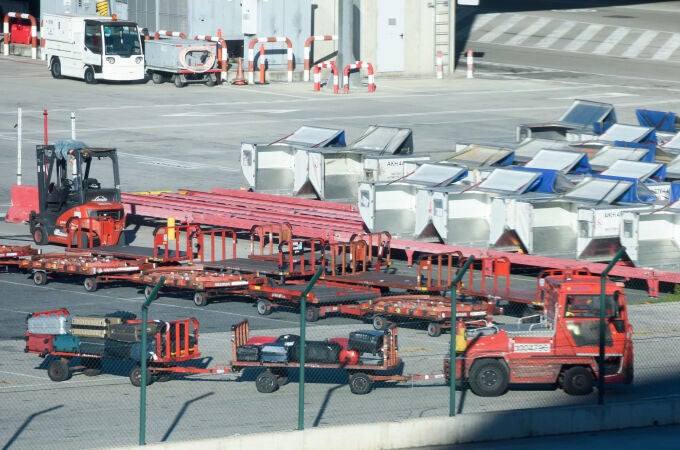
[289,340,342,363]
[129,339,157,362]
[260,343,288,363]
[105,338,134,359]
[53,334,81,353]
[108,322,159,343]
[276,334,300,350]
[71,316,124,338]
[24,333,54,355]
[236,345,260,362]
[358,353,385,366]
[329,337,349,349]
[26,315,71,335]
[348,330,385,355]
[78,337,106,355]
[105,310,137,321]
[246,336,277,346]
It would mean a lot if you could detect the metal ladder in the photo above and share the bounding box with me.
[434,0,451,76]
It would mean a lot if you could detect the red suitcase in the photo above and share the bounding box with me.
[25,333,55,356]
[246,335,277,346]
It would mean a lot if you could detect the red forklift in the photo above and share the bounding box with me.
[29,142,126,248]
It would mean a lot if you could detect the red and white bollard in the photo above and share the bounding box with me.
[436,50,443,79]
[466,49,474,79]
[313,61,338,94]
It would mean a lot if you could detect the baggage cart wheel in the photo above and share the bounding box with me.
[130,365,154,387]
[349,372,373,395]
[561,366,593,396]
[255,370,279,393]
[205,73,217,87]
[305,306,320,322]
[427,322,442,338]
[372,315,389,331]
[82,358,102,376]
[272,368,289,386]
[174,75,185,88]
[151,72,164,84]
[468,359,509,397]
[256,299,272,315]
[33,270,48,286]
[83,277,98,292]
[193,292,208,307]
[48,359,71,382]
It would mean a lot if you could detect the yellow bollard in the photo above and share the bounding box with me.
[167,217,176,241]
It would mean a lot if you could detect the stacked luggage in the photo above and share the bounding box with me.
[234,329,386,366]
[25,309,160,361]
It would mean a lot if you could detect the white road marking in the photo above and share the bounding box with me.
[533,21,576,49]
[653,34,680,60]
[592,27,630,55]
[506,17,552,47]
[477,14,524,43]
[563,24,604,52]
[622,30,659,58]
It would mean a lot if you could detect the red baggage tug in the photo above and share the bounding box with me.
[446,269,634,397]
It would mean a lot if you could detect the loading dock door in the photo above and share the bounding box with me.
[377,0,405,72]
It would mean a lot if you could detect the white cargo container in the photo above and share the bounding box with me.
[42,13,145,83]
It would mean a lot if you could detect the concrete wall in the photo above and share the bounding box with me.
[111,397,680,450]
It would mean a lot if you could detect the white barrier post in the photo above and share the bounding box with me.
[16,107,22,185]
[466,49,474,79]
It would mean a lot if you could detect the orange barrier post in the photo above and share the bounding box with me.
[303,34,337,82]
[342,61,375,94]
[259,44,265,84]
[247,36,293,84]
[312,61,338,94]
[153,30,187,40]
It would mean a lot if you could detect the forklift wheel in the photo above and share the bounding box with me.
[32,226,49,246]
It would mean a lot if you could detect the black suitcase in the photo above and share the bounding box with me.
[78,337,106,355]
[260,343,288,363]
[348,330,384,355]
[236,345,260,362]
[289,340,342,363]
[105,338,134,359]
[276,334,300,348]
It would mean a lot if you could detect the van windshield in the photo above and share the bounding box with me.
[103,24,142,57]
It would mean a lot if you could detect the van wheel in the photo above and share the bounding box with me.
[562,366,593,396]
[84,67,97,84]
[51,58,62,78]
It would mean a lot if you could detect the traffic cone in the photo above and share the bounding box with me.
[232,57,247,85]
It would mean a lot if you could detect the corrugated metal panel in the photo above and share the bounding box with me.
[601,160,665,181]
[563,178,633,204]
[476,168,539,194]
[597,123,655,143]
[402,163,467,187]
[524,149,586,172]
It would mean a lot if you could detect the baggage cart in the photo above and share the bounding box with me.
[230,319,415,395]
[25,308,233,385]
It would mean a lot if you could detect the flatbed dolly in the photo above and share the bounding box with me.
[230,319,438,395]
[0,244,40,271]
[249,279,382,321]
[139,265,264,306]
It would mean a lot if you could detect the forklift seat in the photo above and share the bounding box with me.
[83,178,100,190]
